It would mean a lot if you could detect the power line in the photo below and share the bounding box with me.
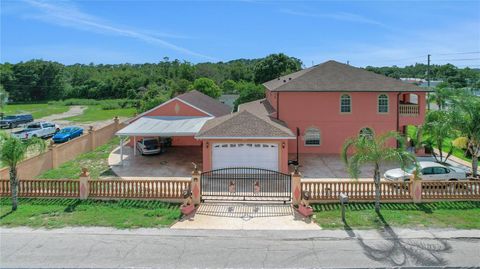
[435,51,480,56]
[433,58,480,62]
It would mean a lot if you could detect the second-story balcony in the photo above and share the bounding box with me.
[399,104,419,116]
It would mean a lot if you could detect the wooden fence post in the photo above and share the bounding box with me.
[291,167,302,206]
[411,180,422,203]
[191,166,201,205]
[79,168,90,200]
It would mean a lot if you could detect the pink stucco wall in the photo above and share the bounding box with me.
[128,99,209,146]
[266,91,426,154]
[201,139,290,173]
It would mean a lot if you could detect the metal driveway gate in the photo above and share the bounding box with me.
[201,167,291,202]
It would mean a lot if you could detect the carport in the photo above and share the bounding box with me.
[116,116,212,164]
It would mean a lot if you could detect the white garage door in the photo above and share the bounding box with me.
[212,143,279,171]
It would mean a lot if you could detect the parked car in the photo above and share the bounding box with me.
[0,114,34,129]
[52,126,83,143]
[384,161,467,181]
[12,121,60,140]
[136,138,162,155]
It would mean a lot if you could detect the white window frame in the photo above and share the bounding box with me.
[359,127,374,140]
[340,94,351,113]
[378,94,389,113]
[304,128,321,146]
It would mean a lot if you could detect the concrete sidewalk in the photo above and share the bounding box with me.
[1,227,479,268]
[171,203,321,230]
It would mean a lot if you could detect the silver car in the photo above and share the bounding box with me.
[384,161,467,181]
[136,138,162,155]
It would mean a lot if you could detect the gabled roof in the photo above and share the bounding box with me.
[176,90,232,117]
[195,110,295,139]
[263,60,431,92]
[127,90,231,123]
[238,98,276,116]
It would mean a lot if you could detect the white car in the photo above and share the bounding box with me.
[136,138,162,155]
[384,161,467,181]
[12,121,59,139]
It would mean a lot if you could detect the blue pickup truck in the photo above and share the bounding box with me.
[0,114,34,129]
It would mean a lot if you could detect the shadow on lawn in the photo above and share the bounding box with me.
[346,212,452,267]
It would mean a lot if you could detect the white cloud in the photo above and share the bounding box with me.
[296,20,480,68]
[279,8,387,27]
[21,0,216,61]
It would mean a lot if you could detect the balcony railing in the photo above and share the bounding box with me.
[399,104,419,116]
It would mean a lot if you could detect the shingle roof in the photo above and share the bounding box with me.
[196,110,295,139]
[263,60,432,92]
[177,90,232,117]
[238,98,276,116]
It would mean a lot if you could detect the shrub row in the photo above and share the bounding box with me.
[48,99,139,110]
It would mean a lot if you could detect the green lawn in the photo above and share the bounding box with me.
[1,103,69,119]
[313,201,480,229]
[37,137,120,179]
[0,198,181,229]
[406,125,471,162]
[64,105,136,123]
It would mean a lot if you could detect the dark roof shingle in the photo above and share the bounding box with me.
[177,90,232,116]
[263,60,431,92]
[196,110,295,139]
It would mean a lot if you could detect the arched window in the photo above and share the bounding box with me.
[359,127,374,139]
[304,128,321,146]
[378,94,389,113]
[340,94,351,113]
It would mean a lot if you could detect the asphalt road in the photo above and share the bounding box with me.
[1,227,479,268]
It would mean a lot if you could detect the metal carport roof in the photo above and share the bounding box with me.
[116,116,213,136]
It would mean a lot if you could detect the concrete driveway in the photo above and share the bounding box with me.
[172,203,320,230]
[108,146,202,180]
[289,153,399,180]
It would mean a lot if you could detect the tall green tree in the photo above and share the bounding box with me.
[0,133,46,211]
[0,85,8,112]
[253,53,302,84]
[188,78,222,99]
[423,110,455,163]
[233,82,265,110]
[342,132,415,213]
[451,96,480,177]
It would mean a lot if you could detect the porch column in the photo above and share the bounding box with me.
[133,136,137,156]
[119,136,124,165]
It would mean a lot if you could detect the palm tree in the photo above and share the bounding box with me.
[428,86,451,110]
[0,132,45,211]
[341,131,416,213]
[451,96,480,177]
[423,110,455,163]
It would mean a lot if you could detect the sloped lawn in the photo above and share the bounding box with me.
[37,137,120,179]
[0,198,181,229]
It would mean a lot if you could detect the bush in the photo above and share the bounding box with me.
[48,98,138,110]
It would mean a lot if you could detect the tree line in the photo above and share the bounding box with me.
[1,55,478,111]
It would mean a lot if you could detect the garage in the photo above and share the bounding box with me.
[212,143,279,171]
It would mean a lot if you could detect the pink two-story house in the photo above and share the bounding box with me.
[195,60,429,173]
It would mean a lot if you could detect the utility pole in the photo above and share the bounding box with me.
[427,54,431,110]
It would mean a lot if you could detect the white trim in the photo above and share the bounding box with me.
[195,136,296,140]
[117,132,199,136]
[304,127,321,147]
[127,96,214,123]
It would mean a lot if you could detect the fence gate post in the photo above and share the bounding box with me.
[291,168,302,206]
[79,168,90,200]
[411,180,422,203]
[191,167,201,205]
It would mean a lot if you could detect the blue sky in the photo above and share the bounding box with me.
[1,0,479,67]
